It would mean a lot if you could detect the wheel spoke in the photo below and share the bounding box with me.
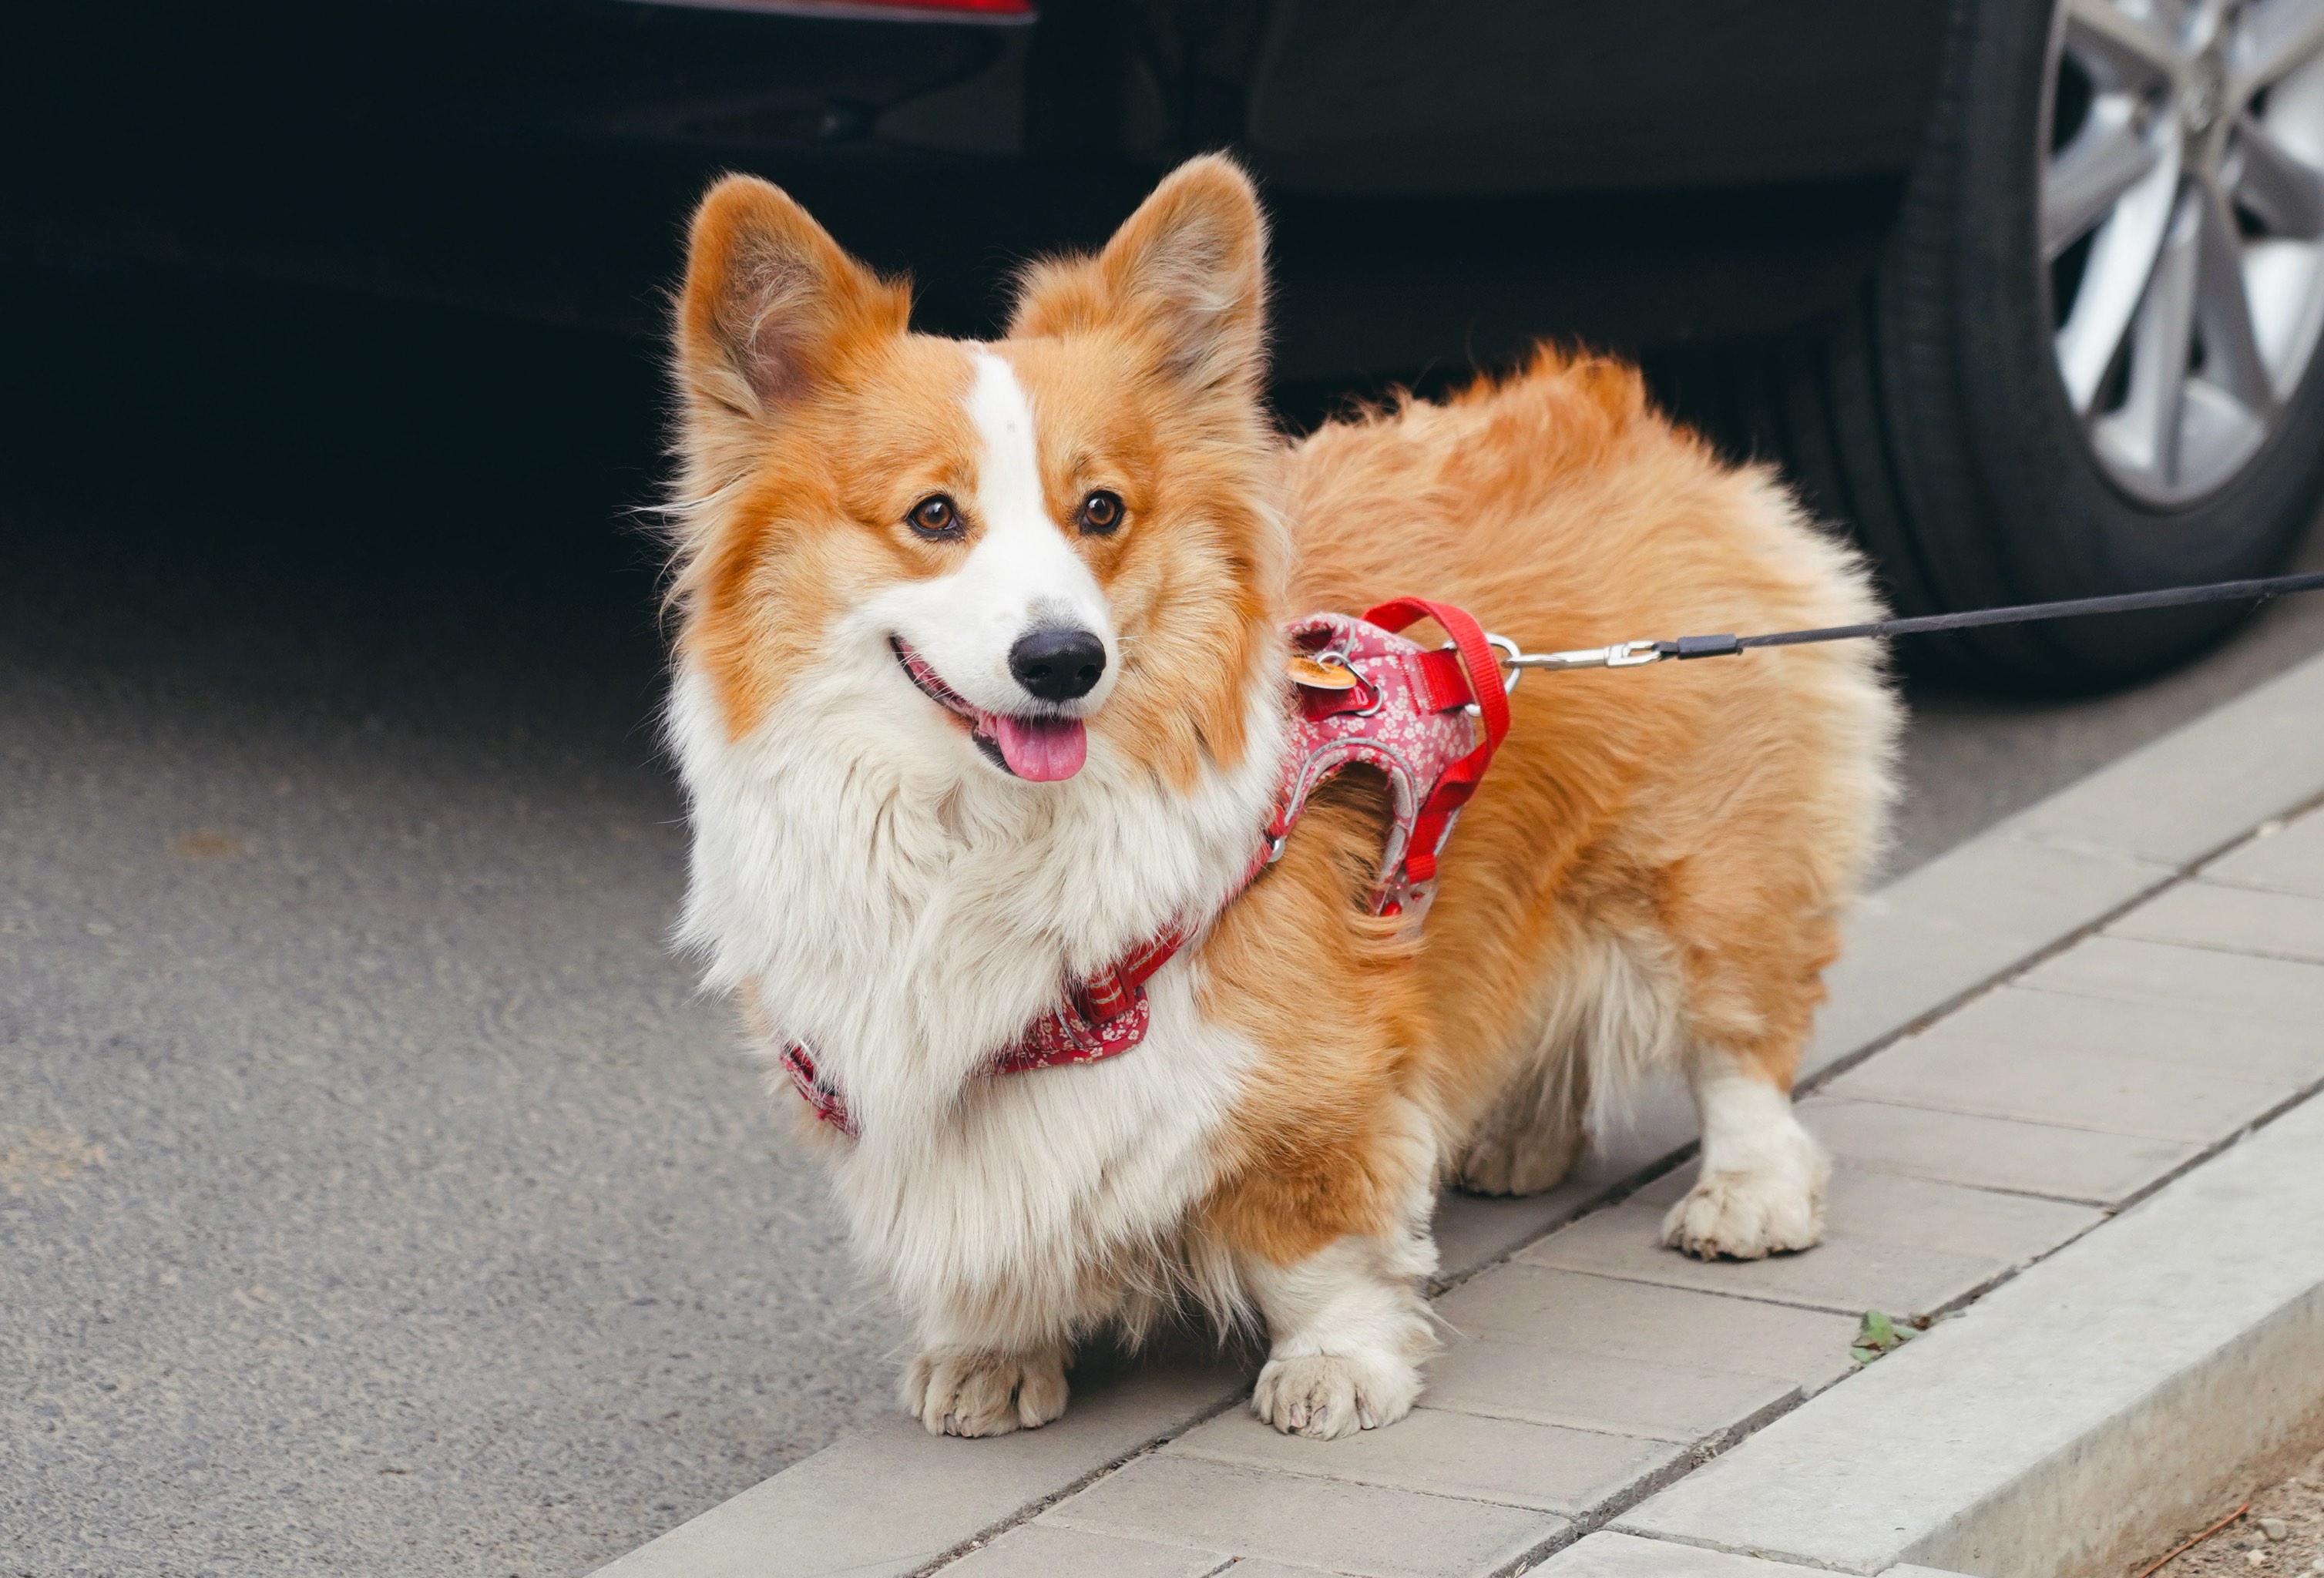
[2195,176,2280,407]
[2057,126,2186,412]
[2067,0,2187,89]
[2046,98,2162,257]
[2232,0,2324,95]
[2227,114,2324,237]
[2112,190,2204,485]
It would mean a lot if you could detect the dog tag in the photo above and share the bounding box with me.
[1289,655,1358,690]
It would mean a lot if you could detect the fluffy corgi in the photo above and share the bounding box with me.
[662,155,1897,1442]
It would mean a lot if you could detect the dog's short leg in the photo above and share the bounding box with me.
[1245,1228,1438,1442]
[1453,1051,1588,1197]
[902,1343,1070,1438]
[1661,1045,1830,1260]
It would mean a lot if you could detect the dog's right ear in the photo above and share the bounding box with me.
[674,175,908,433]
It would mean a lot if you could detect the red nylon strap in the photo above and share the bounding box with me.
[1359,597,1511,885]
[1409,648,1475,715]
[1084,925,1188,1016]
[1073,831,1274,1016]
[781,602,1507,1137]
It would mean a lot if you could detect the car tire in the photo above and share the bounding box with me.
[1758,0,2324,688]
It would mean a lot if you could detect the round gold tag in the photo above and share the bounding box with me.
[1289,655,1358,690]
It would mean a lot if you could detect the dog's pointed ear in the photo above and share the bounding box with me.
[1009,154,1268,396]
[674,174,908,431]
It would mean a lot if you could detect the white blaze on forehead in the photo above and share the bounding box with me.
[966,349,1052,537]
[955,349,1113,644]
[854,347,1117,720]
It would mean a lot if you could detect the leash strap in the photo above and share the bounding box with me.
[1494,569,2324,675]
[1359,596,1513,885]
[1710,568,2324,655]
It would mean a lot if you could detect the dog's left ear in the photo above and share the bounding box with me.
[1010,154,1268,398]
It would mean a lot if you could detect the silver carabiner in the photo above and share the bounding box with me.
[1454,633,1667,715]
[1498,638,1666,674]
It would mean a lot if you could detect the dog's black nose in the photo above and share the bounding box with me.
[1008,626,1107,701]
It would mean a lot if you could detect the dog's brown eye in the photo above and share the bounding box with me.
[1079,491,1123,536]
[908,495,961,540]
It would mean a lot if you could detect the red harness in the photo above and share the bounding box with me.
[780,599,1512,1137]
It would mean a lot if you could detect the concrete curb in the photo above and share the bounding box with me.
[1535,1533,1976,1577]
[1610,1089,2324,1576]
[589,647,2324,1578]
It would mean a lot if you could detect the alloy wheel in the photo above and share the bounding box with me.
[2045,0,2324,503]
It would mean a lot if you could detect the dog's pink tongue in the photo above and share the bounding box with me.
[989,714,1087,781]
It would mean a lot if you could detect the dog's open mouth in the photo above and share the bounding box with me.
[890,637,1087,782]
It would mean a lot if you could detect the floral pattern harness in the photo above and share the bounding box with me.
[779,598,1513,1138]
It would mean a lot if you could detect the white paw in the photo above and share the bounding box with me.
[1251,1351,1421,1442]
[1661,1164,1826,1260]
[902,1346,1068,1438]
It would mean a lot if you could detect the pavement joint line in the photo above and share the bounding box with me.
[1808,1090,2197,1147]
[1613,1085,2324,1574]
[593,653,2324,1578]
[2084,927,2324,969]
[1543,1389,1825,1534]
[898,1399,1251,1578]
[1819,1070,2324,1202]
[1538,1079,2324,1561]
[1783,778,2324,1105]
[1533,1096,2324,1570]
[1786,868,2177,1096]
[1489,1527,1584,1578]
[1536,1055,2324,1341]
[1422,1149,1696,1300]
[1442,938,2324,1327]
[1537,1532,1980,1574]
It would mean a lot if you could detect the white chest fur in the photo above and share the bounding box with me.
[664,646,1286,1334]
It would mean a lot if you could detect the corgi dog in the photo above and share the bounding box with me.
[662,155,1897,1442]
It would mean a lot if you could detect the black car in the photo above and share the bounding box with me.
[14,0,2324,684]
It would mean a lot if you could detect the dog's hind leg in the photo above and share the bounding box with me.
[1656,906,1839,1261]
[1660,1041,1830,1260]
[1452,925,1678,1197]
[1451,1046,1587,1197]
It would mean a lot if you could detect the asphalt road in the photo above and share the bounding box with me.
[6,282,2324,1577]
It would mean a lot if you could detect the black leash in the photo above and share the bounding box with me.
[1496,569,2324,674]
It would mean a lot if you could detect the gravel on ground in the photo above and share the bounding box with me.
[2143,1446,2324,1576]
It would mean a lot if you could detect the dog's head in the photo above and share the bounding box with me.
[667,156,1285,790]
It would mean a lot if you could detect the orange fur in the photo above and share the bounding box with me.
[665,156,1895,1434]
[670,166,1284,779]
[1197,348,1894,1257]
[1195,774,1428,1263]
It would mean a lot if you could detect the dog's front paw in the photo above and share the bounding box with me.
[1251,1352,1420,1442]
[1661,1167,1825,1261]
[902,1346,1068,1438]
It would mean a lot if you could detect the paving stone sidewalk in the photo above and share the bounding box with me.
[596,650,2324,1578]
[925,807,2324,1577]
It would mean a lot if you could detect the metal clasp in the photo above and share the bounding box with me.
[1496,638,1665,683]
[1453,633,1667,714]
[1461,634,1526,716]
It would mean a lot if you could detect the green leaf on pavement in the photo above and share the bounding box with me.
[1851,1308,1910,1364]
